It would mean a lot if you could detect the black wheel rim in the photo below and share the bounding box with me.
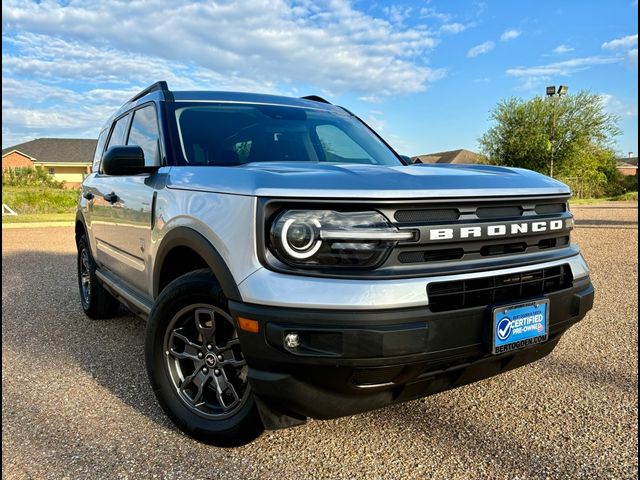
[164,303,250,419]
[80,249,91,305]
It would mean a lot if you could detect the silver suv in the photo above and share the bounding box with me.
[76,81,594,446]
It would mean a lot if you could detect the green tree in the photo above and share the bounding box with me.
[478,91,622,196]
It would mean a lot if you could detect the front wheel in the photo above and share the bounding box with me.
[145,269,263,446]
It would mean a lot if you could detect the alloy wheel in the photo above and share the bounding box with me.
[163,303,250,419]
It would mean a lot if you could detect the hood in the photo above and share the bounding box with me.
[166,162,570,199]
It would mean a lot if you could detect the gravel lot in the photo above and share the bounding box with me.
[2,202,638,479]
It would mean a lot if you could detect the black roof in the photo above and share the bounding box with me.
[2,138,97,164]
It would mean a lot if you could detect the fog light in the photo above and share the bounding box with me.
[285,333,300,349]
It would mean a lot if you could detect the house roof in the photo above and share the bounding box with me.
[412,149,481,164]
[2,138,96,164]
[616,156,638,167]
[616,160,638,169]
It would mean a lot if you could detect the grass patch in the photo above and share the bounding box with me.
[571,192,638,204]
[2,212,76,223]
[2,186,79,214]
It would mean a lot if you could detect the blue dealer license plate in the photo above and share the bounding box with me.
[492,299,549,355]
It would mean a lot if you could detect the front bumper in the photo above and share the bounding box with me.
[230,273,594,428]
[236,251,589,309]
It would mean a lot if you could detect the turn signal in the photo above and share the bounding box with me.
[238,317,259,333]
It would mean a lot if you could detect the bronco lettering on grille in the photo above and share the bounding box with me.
[428,219,567,241]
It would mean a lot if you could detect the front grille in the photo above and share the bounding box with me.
[427,265,573,312]
[398,248,464,263]
[394,208,459,223]
[387,197,572,267]
[535,203,566,215]
[476,206,523,218]
[393,200,567,225]
[397,235,570,264]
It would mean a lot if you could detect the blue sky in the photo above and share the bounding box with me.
[2,0,637,157]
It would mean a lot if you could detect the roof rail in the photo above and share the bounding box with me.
[301,95,332,104]
[129,81,173,103]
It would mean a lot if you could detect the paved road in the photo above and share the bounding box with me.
[2,203,638,479]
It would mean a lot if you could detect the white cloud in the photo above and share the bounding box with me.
[1,0,442,97]
[419,7,452,22]
[1,0,448,147]
[601,34,638,66]
[500,29,521,41]
[364,111,386,132]
[383,5,413,26]
[440,23,467,34]
[506,56,623,78]
[601,93,638,118]
[467,41,495,57]
[602,34,638,50]
[553,44,574,54]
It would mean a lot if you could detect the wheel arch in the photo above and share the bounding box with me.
[153,227,242,302]
[75,210,87,245]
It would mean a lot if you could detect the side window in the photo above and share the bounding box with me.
[106,114,130,149]
[315,124,374,162]
[92,129,109,172]
[127,105,161,166]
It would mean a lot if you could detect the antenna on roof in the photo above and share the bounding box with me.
[129,81,173,103]
[301,95,332,104]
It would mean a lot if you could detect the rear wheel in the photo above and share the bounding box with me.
[77,234,120,319]
[145,269,263,446]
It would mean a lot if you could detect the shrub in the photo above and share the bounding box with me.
[2,166,65,188]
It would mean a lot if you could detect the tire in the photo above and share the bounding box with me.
[77,234,121,319]
[145,269,263,447]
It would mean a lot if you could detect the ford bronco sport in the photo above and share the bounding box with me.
[76,81,594,446]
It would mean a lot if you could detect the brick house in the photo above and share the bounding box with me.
[616,155,638,176]
[2,138,97,188]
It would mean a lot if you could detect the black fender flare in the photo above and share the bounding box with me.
[152,227,242,301]
[75,210,87,243]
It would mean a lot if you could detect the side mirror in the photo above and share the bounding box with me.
[102,145,154,175]
[399,155,414,165]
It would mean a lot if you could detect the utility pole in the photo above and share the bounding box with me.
[545,85,568,178]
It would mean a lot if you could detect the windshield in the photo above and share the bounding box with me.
[173,103,402,167]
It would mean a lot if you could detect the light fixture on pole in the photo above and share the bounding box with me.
[545,84,569,178]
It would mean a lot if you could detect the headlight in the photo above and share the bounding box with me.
[269,210,414,268]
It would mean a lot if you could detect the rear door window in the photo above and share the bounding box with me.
[92,128,109,172]
[106,114,131,149]
[127,105,160,166]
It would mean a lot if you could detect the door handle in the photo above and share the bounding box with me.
[82,191,94,200]
[103,192,118,203]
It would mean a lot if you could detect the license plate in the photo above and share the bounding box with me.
[492,299,549,355]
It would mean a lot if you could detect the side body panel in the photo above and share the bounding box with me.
[148,185,260,300]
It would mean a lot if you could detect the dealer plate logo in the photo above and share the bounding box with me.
[496,317,512,340]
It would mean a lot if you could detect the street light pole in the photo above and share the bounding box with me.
[545,85,568,179]
[551,95,556,178]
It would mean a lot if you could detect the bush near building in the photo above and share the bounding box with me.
[2,167,79,215]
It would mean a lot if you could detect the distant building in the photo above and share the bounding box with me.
[616,154,638,176]
[2,138,96,188]
[412,149,482,164]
